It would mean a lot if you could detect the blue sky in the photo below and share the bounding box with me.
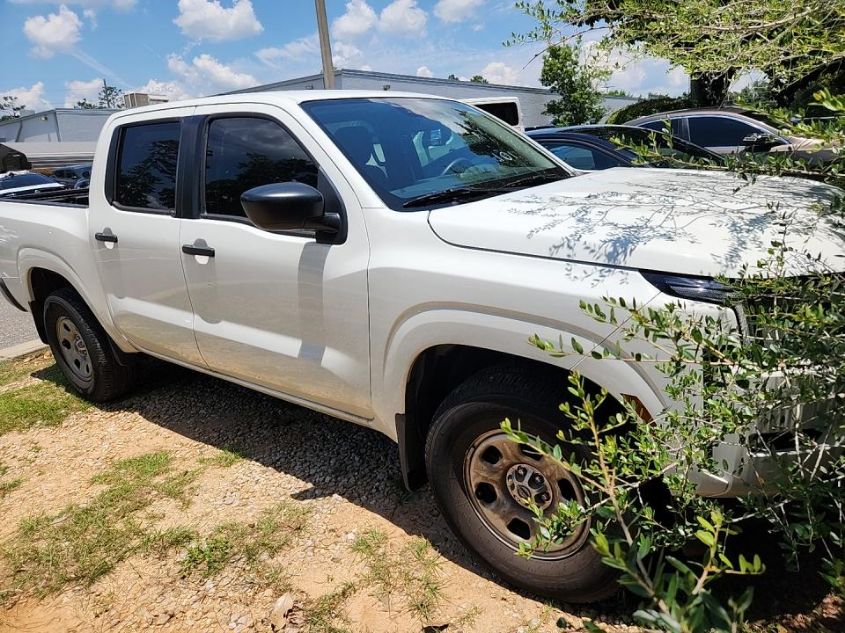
[1,0,688,113]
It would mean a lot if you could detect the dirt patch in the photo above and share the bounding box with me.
[0,353,841,633]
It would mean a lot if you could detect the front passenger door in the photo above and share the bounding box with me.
[179,109,372,419]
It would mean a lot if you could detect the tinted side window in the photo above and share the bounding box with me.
[204,117,319,218]
[687,116,758,147]
[115,122,180,211]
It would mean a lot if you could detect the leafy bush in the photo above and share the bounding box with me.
[508,90,845,632]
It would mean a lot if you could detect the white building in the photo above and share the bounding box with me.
[0,108,117,143]
[228,68,639,129]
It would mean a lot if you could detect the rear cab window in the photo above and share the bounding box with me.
[113,121,181,212]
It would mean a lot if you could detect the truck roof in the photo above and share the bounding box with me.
[112,90,451,117]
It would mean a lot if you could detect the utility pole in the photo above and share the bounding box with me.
[314,0,335,89]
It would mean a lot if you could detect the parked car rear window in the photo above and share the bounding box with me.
[203,117,319,219]
[114,122,180,211]
[687,116,760,148]
[547,143,627,170]
[473,102,520,126]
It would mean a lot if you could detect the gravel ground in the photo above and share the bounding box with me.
[0,298,37,349]
[0,352,841,633]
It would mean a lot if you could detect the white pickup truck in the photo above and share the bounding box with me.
[1,91,842,602]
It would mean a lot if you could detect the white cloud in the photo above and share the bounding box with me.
[480,61,519,85]
[256,34,369,71]
[82,8,97,28]
[256,34,320,66]
[10,0,135,8]
[601,52,689,97]
[332,41,367,68]
[23,5,83,58]
[331,0,377,40]
[64,77,101,106]
[174,0,263,42]
[0,82,53,113]
[434,0,485,23]
[133,78,195,102]
[379,0,426,35]
[167,53,257,93]
[332,0,428,39]
[416,65,433,78]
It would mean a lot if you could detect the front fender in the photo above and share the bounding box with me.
[373,306,668,440]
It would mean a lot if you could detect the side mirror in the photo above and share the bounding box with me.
[240,182,340,233]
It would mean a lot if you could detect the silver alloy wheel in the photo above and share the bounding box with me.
[55,316,93,382]
[464,429,589,559]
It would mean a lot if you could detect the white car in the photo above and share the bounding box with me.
[0,91,842,602]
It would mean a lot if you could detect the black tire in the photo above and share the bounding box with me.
[43,288,136,402]
[425,364,619,603]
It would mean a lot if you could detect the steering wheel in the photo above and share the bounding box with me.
[440,157,474,176]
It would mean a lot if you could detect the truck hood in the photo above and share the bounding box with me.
[428,168,845,277]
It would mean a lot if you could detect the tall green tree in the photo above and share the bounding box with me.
[539,40,610,125]
[516,0,845,106]
[98,82,124,109]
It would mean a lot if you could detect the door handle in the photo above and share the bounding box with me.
[94,232,118,243]
[182,244,215,257]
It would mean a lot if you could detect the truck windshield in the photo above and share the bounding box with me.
[301,97,568,210]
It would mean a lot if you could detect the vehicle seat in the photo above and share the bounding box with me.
[333,126,389,189]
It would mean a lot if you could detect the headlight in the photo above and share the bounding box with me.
[641,271,732,305]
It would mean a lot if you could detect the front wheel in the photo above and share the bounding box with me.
[425,365,618,603]
[43,288,136,402]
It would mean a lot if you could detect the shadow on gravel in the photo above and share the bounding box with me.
[35,360,839,626]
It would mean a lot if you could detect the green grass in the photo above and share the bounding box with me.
[303,582,357,633]
[0,366,89,436]
[352,529,444,622]
[141,526,199,556]
[181,502,309,577]
[0,353,52,387]
[3,451,197,597]
[0,478,22,498]
[198,446,244,468]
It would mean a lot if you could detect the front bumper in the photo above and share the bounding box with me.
[692,396,842,498]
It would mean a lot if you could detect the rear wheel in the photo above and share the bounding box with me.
[425,365,619,603]
[43,288,136,402]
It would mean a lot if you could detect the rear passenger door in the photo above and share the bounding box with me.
[91,112,204,365]
[179,105,372,419]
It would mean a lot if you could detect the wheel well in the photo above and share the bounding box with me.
[398,345,577,490]
[28,268,75,343]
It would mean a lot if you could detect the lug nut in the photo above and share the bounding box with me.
[530,474,544,487]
